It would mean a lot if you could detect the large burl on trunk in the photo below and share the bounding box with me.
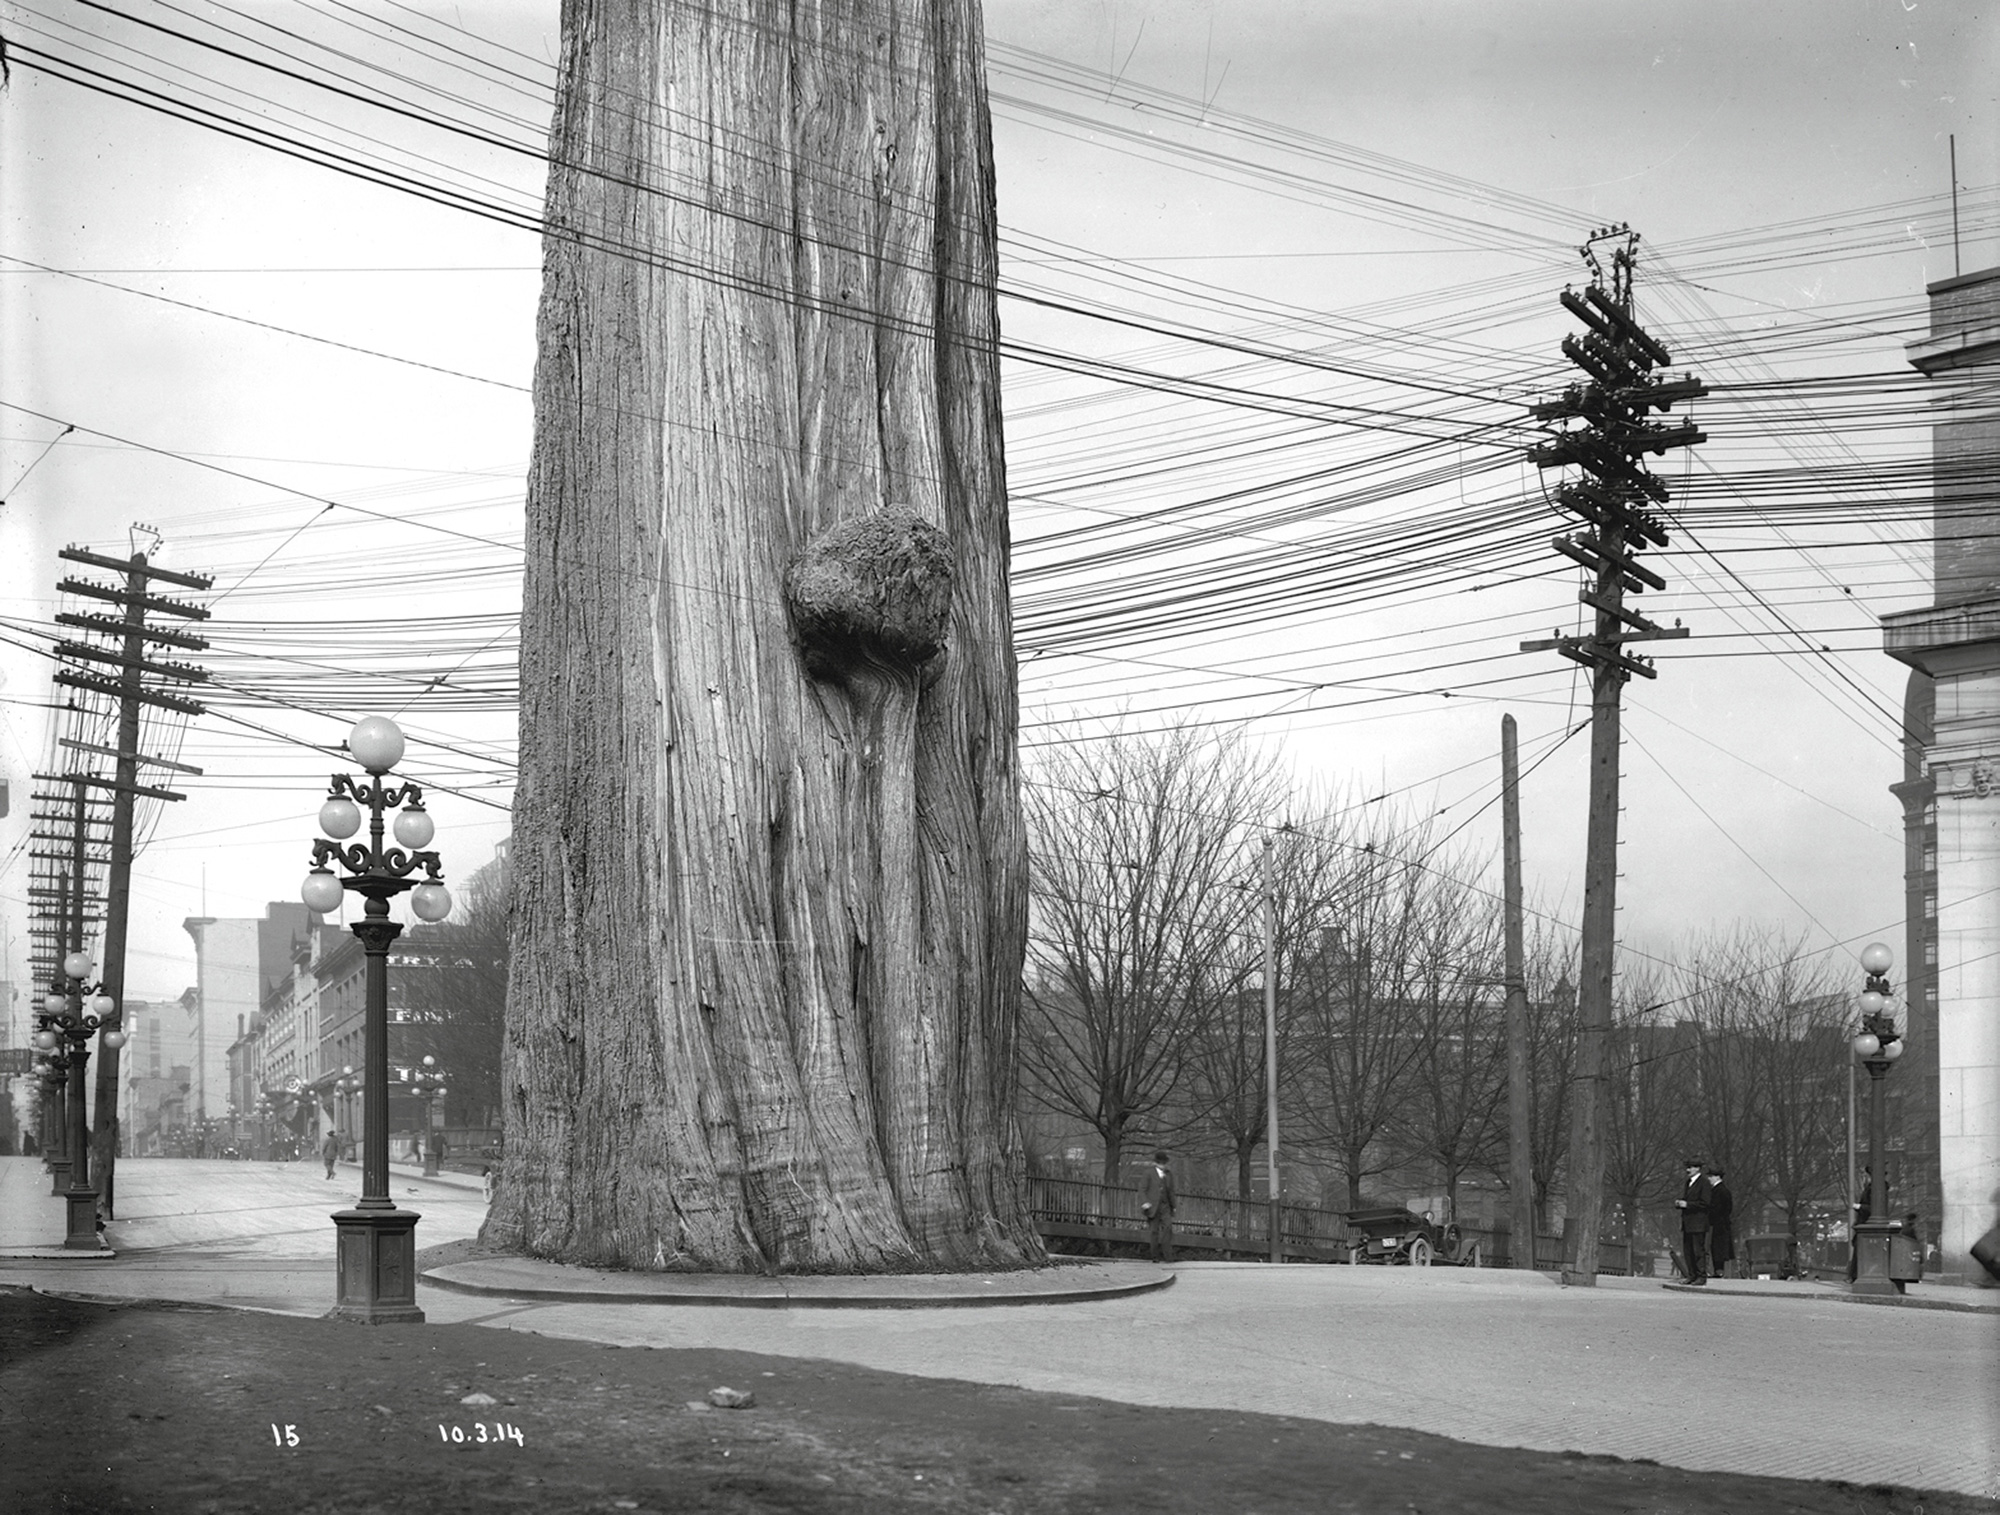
[485,0,1039,1271]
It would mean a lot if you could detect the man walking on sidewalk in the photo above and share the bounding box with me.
[1140,1150,1176,1264]
[322,1131,338,1180]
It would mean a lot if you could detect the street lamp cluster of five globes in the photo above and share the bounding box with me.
[1848,940,1920,1296]
[300,715,451,1324]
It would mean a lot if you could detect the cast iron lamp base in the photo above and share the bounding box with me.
[329,1207,425,1324]
[64,1185,103,1250]
[1850,1219,1916,1297]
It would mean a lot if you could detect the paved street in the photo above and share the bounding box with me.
[4,1157,1996,1498]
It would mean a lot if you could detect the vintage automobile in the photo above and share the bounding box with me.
[1741,1232,1802,1280]
[1342,1207,1481,1267]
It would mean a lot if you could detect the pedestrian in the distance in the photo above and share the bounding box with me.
[1139,1150,1176,1264]
[1673,1158,1709,1285]
[322,1130,338,1180]
[1707,1167,1735,1281]
[481,1165,496,1203]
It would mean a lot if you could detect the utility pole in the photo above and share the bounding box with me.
[1501,714,1535,1268]
[46,541,210,1215]
[1262,834,1280,1264]
[1522,227,1705,1285]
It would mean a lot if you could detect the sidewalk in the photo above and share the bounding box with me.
[1663,1273,2000,1313]
[0,1156,1169,1311]
[0,1152,114,1260]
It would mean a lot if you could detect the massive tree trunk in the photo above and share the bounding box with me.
[486,0,1038,1272]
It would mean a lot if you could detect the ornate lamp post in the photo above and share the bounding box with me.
[1849,942,1912,1297]
[412,1056,448,1177]
[301,715,451,1325]
[34,950,127,1249]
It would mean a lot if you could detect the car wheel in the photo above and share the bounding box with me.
[1407,1237,1433,1267]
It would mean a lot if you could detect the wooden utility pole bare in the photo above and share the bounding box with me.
[1262,834,1280,1264]
[1523,229,1704,1285]
[51,545,210,1215]
[1501,714,1536,1268]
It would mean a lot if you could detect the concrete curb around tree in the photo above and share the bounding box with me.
[421,1254,1176,1309]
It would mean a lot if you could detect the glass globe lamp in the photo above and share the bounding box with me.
[302,868,344,913]
[319,796,362,839]
[347,715,405,775]
[393,803,435,849]
[411,882,453,922]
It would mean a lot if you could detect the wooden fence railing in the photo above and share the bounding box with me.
[1028,1175,1351,1260]
[1026,1176,1636,1273]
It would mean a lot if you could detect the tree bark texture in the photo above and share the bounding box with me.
[490,0,1037,1272]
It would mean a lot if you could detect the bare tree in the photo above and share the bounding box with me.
[494,0,1039,1271]
[1397,888,1509,1221]
[1019,727,1278,1182]
[1289,817,1444,1212]
[1518,920,1578,1237]
[406,867,509,1130]
[1175,977,1269,1218]
[1675,929,1777,1226]
[1602,963,1692,1256]
[1747,947,1848,1242]
[1174,823,1328,1216]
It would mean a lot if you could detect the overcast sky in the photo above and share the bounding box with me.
[1,0,1995,1028]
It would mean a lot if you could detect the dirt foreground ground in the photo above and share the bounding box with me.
[4,1285,1991,1515]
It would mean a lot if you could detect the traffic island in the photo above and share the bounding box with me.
[421,1243,1174,1308]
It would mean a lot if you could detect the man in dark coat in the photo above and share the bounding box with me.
[1673,1159,1709,1284]
[1139,1150,1176,1263]
[1707,1167,1735,1280]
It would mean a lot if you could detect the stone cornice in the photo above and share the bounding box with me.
[1906,322,2000,375]
[1882,597,2000,674]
